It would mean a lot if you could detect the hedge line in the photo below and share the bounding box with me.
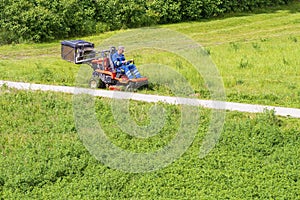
[0,0,292,44]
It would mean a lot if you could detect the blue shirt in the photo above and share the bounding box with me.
[112,52,125,67]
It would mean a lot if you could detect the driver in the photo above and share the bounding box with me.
[112,46,142,79]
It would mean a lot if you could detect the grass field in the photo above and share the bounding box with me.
[1,88,299,199]
[0,3,300,107]
[1,2,300,199]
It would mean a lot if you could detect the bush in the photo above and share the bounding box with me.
[94,0,158,30]
[0,0,96,43]
[148,0,182,24]
[0,0,293,44]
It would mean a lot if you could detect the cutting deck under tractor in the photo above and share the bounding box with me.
[61,40,148,91]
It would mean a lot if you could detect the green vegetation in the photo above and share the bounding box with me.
[0,2,300,107]
[1,87,300,199]
[0,0,293,44]
[1,2,300,199]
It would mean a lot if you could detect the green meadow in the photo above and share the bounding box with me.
[1,88,299,199]
[1,2,300,199]
[1,3,300,107]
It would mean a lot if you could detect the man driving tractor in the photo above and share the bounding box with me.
[112,46,142,80]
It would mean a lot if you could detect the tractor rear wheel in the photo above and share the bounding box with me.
[89,76,106,89]
[89,78,99,89]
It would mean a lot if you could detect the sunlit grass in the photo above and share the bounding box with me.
[0,3,300,107]
[1,87,300,199]
[1,3,300,198]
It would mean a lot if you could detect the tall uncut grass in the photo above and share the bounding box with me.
[1,2,300,199]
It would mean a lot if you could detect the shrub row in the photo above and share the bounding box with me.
[0,0,292,44]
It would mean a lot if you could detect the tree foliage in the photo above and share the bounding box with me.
[0,0,292,44]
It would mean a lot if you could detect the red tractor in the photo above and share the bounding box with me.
[61,40,148,91]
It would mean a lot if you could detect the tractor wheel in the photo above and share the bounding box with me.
[98,78,106,88]
[89,76,106,89]
[89,78,99,89]
[125,82,136,92]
